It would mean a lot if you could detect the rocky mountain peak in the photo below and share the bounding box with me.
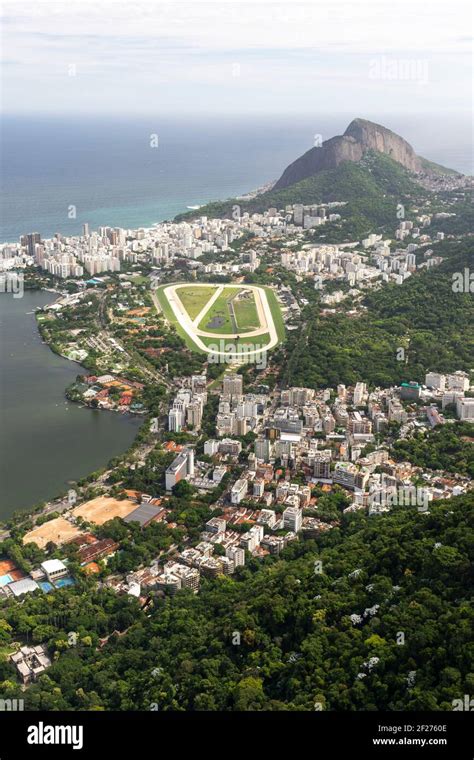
[274,118,422,190]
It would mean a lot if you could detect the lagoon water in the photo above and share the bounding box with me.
[0,291,141,519]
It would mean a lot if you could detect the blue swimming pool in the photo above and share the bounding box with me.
[54,577,75,588]
[0,574,13,587]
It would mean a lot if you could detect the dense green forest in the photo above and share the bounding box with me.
[392,423,474,478]
[428,197,474,236]
[284,242,474,389]
[0,493,472,710]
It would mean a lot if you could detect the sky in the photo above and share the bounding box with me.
[1,0,472,118]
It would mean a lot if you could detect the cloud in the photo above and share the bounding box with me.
[1,0,471,115]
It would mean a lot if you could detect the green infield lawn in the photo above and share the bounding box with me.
[197,286,242,333]
[154,283,284,356]
[232,291,260,331]
[154,285,200,350]
[175,285,218,321]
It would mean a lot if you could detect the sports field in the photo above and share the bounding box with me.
[72,496,138,526]
[154,282,284,358]
[23,517,84,549]
[233,291,260,330]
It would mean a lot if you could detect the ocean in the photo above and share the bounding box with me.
[1,113,472,242]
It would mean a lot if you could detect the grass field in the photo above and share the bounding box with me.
[155,285,201,350]
[197,286,242,333]
[263,286,286,343]
[156,285,220,349]
[176,285,218,320]
[233,291,260,331]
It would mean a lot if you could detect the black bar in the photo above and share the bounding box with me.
[0,710,472,758]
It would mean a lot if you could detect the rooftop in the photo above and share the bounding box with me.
[41,559,67,574]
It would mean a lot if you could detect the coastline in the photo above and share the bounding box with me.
[35,293,146,414]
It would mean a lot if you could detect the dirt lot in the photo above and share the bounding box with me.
[23,517,84,549]
[72,496,137,526]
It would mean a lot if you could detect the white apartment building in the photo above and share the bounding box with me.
[222,373,243,397]
[226,546,245,567]
[425,372,446,391]
[168,407,184,433]
[353,382,367,406]
[204,439,220,456]
[239,525,264,552]
[447,371,470,392]
[231,478,248,505]
[282,506,303,533]
[457,397,474,422]
[165,449,194,491]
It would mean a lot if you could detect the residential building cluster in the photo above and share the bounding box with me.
[215,372,268,437]
[425,371,474,421]
[168,374,208,433]
[70,373,146,413]
[280,236,443,290]
[211,373,473,539]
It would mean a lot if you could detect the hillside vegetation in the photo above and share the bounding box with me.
[0,493,472,710]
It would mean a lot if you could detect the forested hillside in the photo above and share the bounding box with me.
[392,422,474,478]
[0,493,472,711]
